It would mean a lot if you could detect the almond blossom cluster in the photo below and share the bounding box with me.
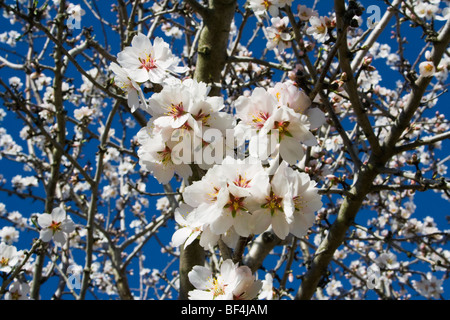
[113,33,326,247]
[234,81,325,165]
[110,33,189,112]
[136,78,234,184]
[107,31,326,300]
[172,157,322,248]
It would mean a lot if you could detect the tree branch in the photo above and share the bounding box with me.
[295,3,450,301]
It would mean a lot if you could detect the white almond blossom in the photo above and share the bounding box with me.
[297,4,318,21]
[0,226,19,244]
[4,280,31,300]
[253,105,317,165]
[9,76,23,90]
[136,126,193,184]
[109,62,147,113]
[188,259,262,300]
[116,33,188,84]
[136,79,234,183]
[207,157,271,237]
[376,252,400,270]
[181,156,273,238]
[0,242,20,273]
[412,272,444,299]
[171,203,219,249]
[268,81,325,129]
[74,106,94,121]
[287,167,322,238]
[266,17,292,52]
[419,60,436,77]
[234,86,278,144]
[306,16,329,43]
[67,3,85,21]
[258,273,275,300]
[248,0,282,17]
[414,2,439,20]
[37,207,75,247]
[235,85,318,165]
[145,79,231,133]
[250,161,296,239]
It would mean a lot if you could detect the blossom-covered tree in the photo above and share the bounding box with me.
[0,0,449,301]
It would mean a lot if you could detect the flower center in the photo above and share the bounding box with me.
[49,220,62,234]
[211,277,227,299]
[273,121,292,139]
[252,111,270,130]
[262,0,272,10]
[424,63,434,72]
[233,174,251,188]
[157,146,172,165]
[11,291,22,300]
[262,191,283,215]
[208,186,221,202]
[139,54,157,72]
[293,195,307,211]
[0,257,10,267]
[316,24,326,34]
[224,193,247,218]
[167,102,186,119]
[193,109,211,126]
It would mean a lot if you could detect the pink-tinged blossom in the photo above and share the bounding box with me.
[188,259,262,300]
[306,16,329,43]
[233,87,278,147]
[253,105,317,165]
[37,207,75,247]
[412,272,444,299]
[268,81,326,130]
[209,157,271,237]
[298,4,318,21]
[266,17,292,52]
[136,126,193,184]
[116,33,188,84]
[145,79,230,132]
[268,81,311,114]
